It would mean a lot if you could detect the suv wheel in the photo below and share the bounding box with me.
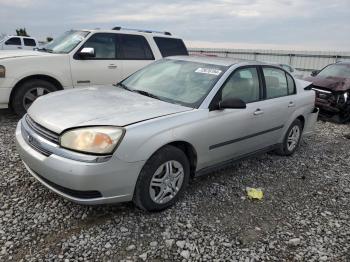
[275,119,303,156]
[12,79,58,116]
[133,145,190,211]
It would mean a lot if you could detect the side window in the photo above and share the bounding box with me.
[221,67,260,103]
[286,73,296,94]
[82,33,117,59]
[263,67,288,99]
[119,34,154,60]
[153,37,188,57]
[5,37,21,45]
[23,38,36,46]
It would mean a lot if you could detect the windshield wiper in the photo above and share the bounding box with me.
[36,47,53,53]
[115,82,132,91]
[115,83,161,100]
[132,90,161,100]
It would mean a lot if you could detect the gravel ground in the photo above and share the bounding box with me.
[0,109,349,261]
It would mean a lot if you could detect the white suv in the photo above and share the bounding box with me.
[0,28,188,115]
[0,35,39,50]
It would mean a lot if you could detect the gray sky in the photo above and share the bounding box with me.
[1,0,349,51]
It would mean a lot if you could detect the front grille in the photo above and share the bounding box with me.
[25,115,60,144]
[37,173,103,199]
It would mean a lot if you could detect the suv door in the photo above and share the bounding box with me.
[118,34,155,79]
[23,38,37,50]
[70,33,122,87]
[4,37,22,50]
[203,66,266,166]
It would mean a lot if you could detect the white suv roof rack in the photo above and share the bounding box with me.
[112,26,172,36]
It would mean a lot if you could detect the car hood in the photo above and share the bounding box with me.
[305,75,350,92]
[27,86,192,134]
[0,50,53,60]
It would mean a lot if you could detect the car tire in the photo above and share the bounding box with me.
[275,119,303,156]
[12,79,58,117]
[133,145,190,212]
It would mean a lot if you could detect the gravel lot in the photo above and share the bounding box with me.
[1,109,349,261]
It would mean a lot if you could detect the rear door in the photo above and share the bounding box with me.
[3,37,22,50]
[70,33,122,87]
[23,38,37,50]
[255,66,297,145]
[118,34,156,80]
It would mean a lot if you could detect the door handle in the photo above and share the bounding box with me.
[288,101,296,107]
[108,64,117,69]
[17,47,22,49]
[253,109,264,116]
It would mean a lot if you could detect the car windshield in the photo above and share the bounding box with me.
[121,59,227,108]
[318,64,350,78]
[40,30,89,54]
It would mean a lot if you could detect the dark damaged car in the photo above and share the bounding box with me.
[305,62,350,123]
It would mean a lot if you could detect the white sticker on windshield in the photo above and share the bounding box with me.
[195,68,222,76]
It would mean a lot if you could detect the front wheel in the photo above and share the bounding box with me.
[12,79,58,116]
[133,145,190,212]
[275,119,303,156]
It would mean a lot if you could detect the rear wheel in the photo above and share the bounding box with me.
[275,119,303,156]
[12,79,58,116]
[133,145,190,212]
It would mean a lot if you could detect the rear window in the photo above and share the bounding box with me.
[5,37,21,45]
[119,34,154,60]
[153,37,188,57]
[23,38,36,46]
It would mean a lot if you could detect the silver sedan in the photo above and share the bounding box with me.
[15,56,319,211]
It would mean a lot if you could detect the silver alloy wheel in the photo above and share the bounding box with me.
[287,125,301,151]
[149,160,185,204]
[23,87,50,110]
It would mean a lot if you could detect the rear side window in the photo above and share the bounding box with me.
[153,37,188,57]
[5,37,21,45]
[119,34,154,60]
[23,38,36,46]
[263,67,288,99]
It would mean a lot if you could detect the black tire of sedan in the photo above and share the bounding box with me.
[133,145,190,212]
[275,119,303,156]
[12,79,58,117]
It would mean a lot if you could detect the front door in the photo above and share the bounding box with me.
[70,33,122,87]
[3,37,22,50]
[200,66,268,166]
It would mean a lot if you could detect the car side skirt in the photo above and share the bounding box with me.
[195,144,281,177]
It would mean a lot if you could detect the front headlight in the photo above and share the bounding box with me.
[60,126,125,154]
[0,65,5,78]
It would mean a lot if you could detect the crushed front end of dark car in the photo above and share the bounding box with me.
[305,62,350,123]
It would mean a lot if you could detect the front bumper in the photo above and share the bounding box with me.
[0,77,17,108]
[313,88,349,115]
[15,120,145,204]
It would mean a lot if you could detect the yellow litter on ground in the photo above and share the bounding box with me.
[246,187,264,200]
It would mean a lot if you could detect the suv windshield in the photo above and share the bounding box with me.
[318,64,350,78]
[41,30,89,54]
[121,59,227,108]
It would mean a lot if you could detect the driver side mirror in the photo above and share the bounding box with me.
[79,47,95,59]
[311,70,319,77]
[210,98,247,111]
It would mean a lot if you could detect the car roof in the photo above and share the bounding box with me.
[168,55,266,67]
[83,29,181,39]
